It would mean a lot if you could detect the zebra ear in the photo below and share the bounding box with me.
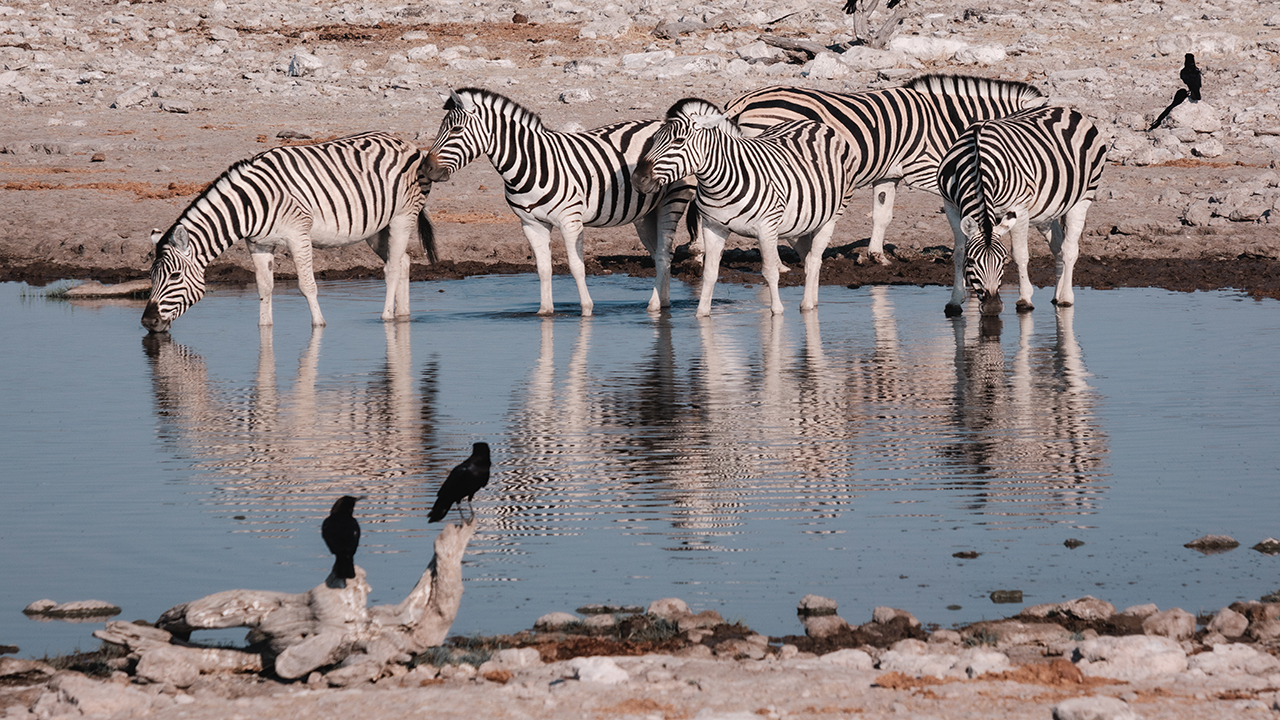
[151,228,164,245]
[993,211,1019,236]
[959,216,979,239]
[691,113,727,131]
[169,225,190,252]
[449,89,476,114]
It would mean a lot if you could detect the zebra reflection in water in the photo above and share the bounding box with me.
[140,323,442,540]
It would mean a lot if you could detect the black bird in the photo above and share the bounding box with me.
[321,495,361,586]
[1181,53,1202,102]
[428,442,491,523]
[1148,87,1189,131]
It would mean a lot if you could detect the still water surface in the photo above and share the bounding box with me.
[2,276,1278,657]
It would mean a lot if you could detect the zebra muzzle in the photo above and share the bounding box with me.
[423,153,452,183]
[632,164,661,194]
[141,302,171,333]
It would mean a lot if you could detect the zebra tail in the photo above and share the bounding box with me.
[684,197,700,245]
[419,207,438,265]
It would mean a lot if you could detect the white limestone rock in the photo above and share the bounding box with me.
[1052,696,1139,720]
[647,598,691,618]
[1170,102,1222,133]
[1189,643,1280,676]
[954,44,1006,65]
[288,51,325,77]
[1141,608,1195,640]
[570,656,629,684]
[534,611,580,630]
[887,36,967,62]
[1207,607,1249,638]
[819,648,874,670]
[1073,635,1187,681]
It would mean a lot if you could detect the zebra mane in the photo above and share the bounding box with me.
[968,124,996,244]
[156,157,255,250]
[906,74,1046,108]
[446,87,545,132]
[666,97,742,137]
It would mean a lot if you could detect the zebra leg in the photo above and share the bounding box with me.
[695,221,729,318]
[758,226,786,316]
[1010,214,1034,313]
[943,202,967,316]
[368,224,412,322]
[867,178,897,266]
[633,212,668,313]
[559,217,594,317]
[248,245,276,327]
[520,219,557,315]
[800,221,838,311]
[1052,200,1089,307]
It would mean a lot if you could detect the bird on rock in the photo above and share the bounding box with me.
[321,495,361,587]
[428,442,491,523]
[1148,88,1189,131]
[1181,53,1202,102]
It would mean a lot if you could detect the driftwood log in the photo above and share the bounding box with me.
[98,519,476,683]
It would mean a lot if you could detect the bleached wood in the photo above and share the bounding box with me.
[130,519,478,680]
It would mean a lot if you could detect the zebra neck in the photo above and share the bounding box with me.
[691,134,742,201]
[484,110,544,181]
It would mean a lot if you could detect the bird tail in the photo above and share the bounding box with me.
[333,555,355,579]
[427,497,450,523]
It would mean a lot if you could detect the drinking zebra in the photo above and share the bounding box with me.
[633,98,856,317]
[423,88,693,315]
[937,105,1108,316]
[724,75,1046,265]
[142,131,435,333]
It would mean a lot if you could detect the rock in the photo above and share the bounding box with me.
[1141,608,1195,640]
[324,660,381,687]
[803,614,851,639]
[67,279,152,298]
[990,590,1023,604]
[584,614,616,630]
[713,638,766,660]
[652,20,705,39]
[559,88,593,104]
[888,36,967,62]
[160,100,195,114]
[134,645,199,687]
[1184,534,1239,553]
[1064,539,1085,548]
[1169,103,1222,134]
[1058,596,1116,622]
[1119,603,1159,619]
[954,44,1006,65]
[1052,695,1139,720]
[0,657,55,680]
[802,52,849,80]
[735,41,780,62]
[53,673,155,716]
[929,630,962,645]
[576,603,643,615]
[878,640,1010,679]
[797,594,838,617]
[1192,139,1224,158]
[1073,635,1187,681]
[1190,643,1280,676]
[1154,31,1247,56]
[534,612,579,630]
[438,663,476,680]
[111,84,150,109]
[288,51,325,77]
[24,599,121,619]
[406,45,438,61]
[570,656,628,684]
[1253,538,1280,555]
[677,610,724,632]
[838,46,913,71]
[492,647,542,668]
[872,607,920,627]
[1248,618,1280,641]
[208,26,237,41]
[967,620,1072,648]
[647,598,690,618]
[1206,607,1248,637]
[820,648,874,670]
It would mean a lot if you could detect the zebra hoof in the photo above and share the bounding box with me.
[870,252,892,267]
[1052,299,1073,307]
[944,303,963,318]
[1015,300,1034,313]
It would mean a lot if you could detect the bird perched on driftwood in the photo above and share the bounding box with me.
[428,442,491,523]
[1181,53,1202,102]
[321,495,361,588]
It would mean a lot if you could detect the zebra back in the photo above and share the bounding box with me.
[723,75,1046,195]
[938,105,1108,240]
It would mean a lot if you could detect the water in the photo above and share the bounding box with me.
[2,276,1279,658]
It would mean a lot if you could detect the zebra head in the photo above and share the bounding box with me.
[960,212,1016,316]
[425,89,488,183]
[633,98,730,194]
[142,224,206,333]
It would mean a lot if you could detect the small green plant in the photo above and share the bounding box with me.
[963,629,998,647]
[40,642,129,677]
[1070,631,1086,642]
[410,644,493,669]
[622,616,681,643]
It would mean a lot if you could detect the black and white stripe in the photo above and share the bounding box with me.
[724,75,1046,265]
[633,98,856,317]
[142,131,434,332]
[424,88,693,315]
[937,105,1108,316]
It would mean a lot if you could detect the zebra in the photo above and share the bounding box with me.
[723,75,1047,265]
[633,98,856,317]
[936,105,1108,316]
[142,131,435,333]
[423,88,694,316]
